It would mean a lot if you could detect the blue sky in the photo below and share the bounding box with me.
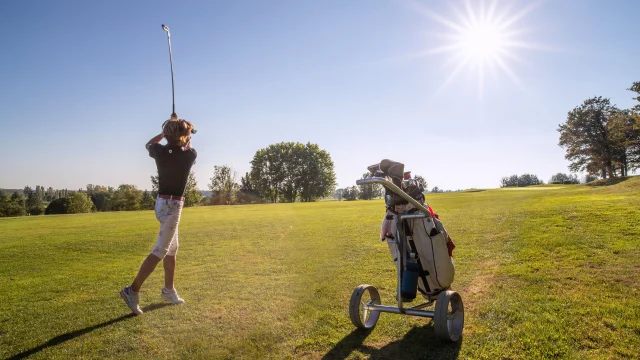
[1,0,639,191]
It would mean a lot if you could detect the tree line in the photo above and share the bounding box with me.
[2,184,169,217]
[0,171,207,217]
[500,174,545,187]
[499,172,597,188]
[0,186,84,217]
[429,187,462,193]
[334,173,427,201]
[0,186,71,216]
[558,81,640,178]
[1,141,337,217]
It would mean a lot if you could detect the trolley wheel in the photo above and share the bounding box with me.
[434,290,464,342]
[349,284,381,330]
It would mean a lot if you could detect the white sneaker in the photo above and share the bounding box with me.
[120,286,143,315]
[161,287,185,304]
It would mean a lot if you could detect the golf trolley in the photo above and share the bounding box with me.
[349,164,464,342]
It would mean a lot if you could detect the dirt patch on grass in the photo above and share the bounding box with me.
[463,260,498,290]
[464,271,496,296]
[461,262,498,306]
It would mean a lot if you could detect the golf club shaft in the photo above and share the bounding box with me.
[163,25,176,115]
[160,25,196,134]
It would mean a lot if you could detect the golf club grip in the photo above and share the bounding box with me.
[161,119,198,135]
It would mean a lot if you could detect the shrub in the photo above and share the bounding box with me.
[45,198,71,215]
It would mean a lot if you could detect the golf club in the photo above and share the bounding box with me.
[161,24,175,116]
[162,24,196,134]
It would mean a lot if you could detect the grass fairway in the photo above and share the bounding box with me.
[2,178,639,359]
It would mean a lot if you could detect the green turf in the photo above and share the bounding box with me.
[1,178,639,359]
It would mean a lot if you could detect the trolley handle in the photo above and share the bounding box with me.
[356,177,432,217]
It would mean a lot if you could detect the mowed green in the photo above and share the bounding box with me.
[1,178,639,359]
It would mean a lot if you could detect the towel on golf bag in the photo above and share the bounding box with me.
[381,208,455,296]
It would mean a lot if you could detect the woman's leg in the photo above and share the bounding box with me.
[163,255,176,290]
[131,254,162,292]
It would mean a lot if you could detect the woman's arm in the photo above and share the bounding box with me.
[146,133,164,150]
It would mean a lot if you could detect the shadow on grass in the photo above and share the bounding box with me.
[586,176,632,187]
[8,303,171,360]
[323,324,462,360]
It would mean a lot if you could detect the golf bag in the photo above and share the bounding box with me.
[371,159,455,299]
[382,211,455,298]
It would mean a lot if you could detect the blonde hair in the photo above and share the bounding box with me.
[163,119,194,147]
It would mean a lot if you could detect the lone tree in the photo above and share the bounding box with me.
[558,97,619,178]
[558,88,640,178]
[250,142,336,203]
[208,165,239,205]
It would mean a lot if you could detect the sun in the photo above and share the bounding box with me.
[406,0,543,96]
[460,22,505,62]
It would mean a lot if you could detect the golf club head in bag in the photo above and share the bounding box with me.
[378,159,405,187]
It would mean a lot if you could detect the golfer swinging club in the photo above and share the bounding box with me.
[120,113,197,315]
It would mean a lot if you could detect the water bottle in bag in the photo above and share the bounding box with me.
[401,257,420,300]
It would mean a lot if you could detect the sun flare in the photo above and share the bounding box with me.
[408,0,544,96]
